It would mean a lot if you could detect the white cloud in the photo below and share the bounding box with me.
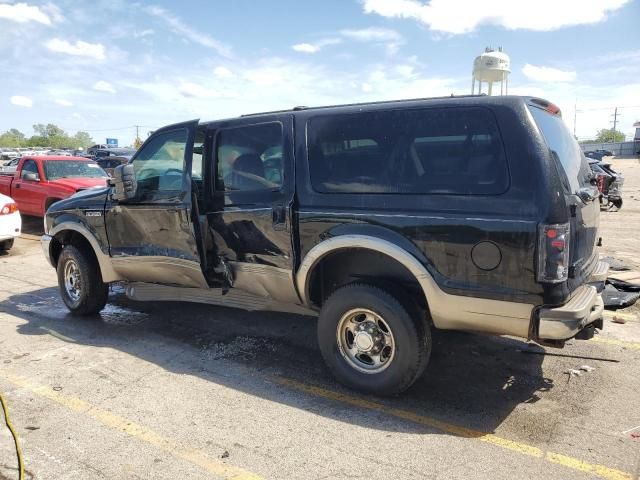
[93,80,116,94]
[362,0,630,34]
[45,38,105,60]
[292,38,342,54]
[522,64,576,83]
[10,95,33,107]
[361,82,374,93]
[340,27,403,53]
[292,43,319,54]
[179,82,221,99]
[0,2,53,25]
[54,99,73,107]
[214,66,234,78]
[146,6,231,57]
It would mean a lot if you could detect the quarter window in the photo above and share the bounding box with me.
[216,123,283,192]
[307,107,509,195]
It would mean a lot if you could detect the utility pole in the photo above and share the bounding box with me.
[610,107,620,132]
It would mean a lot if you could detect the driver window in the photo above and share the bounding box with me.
[216,122,283,192]
[133,128,187,201]
[21,160,40,181]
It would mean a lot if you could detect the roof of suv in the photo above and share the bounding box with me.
[196,95,557,127]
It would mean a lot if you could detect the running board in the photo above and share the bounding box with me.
[125,282,316,316]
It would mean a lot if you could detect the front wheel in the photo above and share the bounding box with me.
[318,283,431,395]
[57,245,109,315]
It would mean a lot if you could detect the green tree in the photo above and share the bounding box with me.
[595,128,625,143]
[0,129,26,147]
[28,123,72,148]
[72,131,93,148]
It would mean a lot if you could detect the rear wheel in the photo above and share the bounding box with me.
[57,245,108,315]
[0,239,14,251]
[318,283,431,395]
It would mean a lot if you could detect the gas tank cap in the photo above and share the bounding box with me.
[471,241,502,271]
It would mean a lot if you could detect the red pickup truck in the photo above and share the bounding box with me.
[0,156,109,217]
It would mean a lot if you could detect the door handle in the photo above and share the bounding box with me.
[15,184,20,189]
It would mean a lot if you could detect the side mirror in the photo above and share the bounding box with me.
[112,164,137,201]
[23,172,39,182]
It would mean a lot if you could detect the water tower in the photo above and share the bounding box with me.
[471,47,510,96]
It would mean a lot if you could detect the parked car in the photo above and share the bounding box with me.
[0,158,21,174]
[42,96,608,395]
[0,156,109,217]
[95,156,130,176]
[92,148,135,176]
[0,193,21,251]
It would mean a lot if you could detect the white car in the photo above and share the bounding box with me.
[0,193,21,251]
[0,158,20,174]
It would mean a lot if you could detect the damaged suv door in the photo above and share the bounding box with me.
[105,120,208,288]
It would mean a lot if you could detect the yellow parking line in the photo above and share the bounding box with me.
[2,373,262,480]
[274,377,632,480]
[593,336,640,350]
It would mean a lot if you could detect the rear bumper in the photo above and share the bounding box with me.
[537,261,609,341]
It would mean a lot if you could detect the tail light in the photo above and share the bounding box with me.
[0,202,18,215]
[537,223,570,283]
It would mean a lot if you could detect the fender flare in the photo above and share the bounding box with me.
[295,234,533,336]
[295,234,431,308]
[48,222,121,283]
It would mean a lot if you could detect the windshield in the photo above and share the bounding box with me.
[44,161,107,180]
[529,106,591,193]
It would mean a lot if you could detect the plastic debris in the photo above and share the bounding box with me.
[579,365,595,372]
[564,369,582,378]
[611,315,627,324]
[602,284,640,310]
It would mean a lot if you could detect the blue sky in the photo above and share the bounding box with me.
[1,0,639,147]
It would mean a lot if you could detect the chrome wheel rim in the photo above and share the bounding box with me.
[63,259,82,302]
[336,308,395,374]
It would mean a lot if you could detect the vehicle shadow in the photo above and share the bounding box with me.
[20,215,44,236]
[4,286,553,436]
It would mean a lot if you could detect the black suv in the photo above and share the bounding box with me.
[42,96,608,394]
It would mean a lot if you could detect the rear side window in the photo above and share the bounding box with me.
[307,107,509,195]
[529,106,590,193]
[216,122,283,192]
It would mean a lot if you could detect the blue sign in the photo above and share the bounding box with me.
[106,138,118,147]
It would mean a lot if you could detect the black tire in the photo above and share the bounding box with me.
[318,283,431,395]
[56,245,108,315]
[0,239,14,251]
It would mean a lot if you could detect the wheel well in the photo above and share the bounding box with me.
[45,198,62,212]
[307,248,428,312]
[50,230,97,268]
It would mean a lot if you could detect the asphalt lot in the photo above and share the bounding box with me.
[1,159,639,480]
